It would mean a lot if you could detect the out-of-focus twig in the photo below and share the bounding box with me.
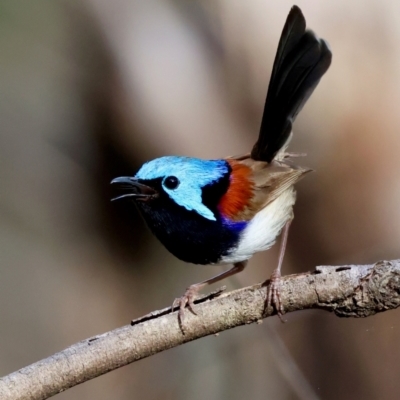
[1,260,400,400]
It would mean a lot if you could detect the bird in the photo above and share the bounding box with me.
[111,5,332,323]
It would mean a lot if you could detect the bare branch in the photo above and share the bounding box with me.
[1,260,400,400]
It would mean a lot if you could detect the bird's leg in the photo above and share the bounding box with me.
[265,219,291,319]
[173,261,248,326]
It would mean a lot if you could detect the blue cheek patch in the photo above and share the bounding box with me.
[166,184,215,220]
[135,156,230,221]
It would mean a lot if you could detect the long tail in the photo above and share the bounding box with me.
[251,6,332,162]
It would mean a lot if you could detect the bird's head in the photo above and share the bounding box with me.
[111,156,254,222]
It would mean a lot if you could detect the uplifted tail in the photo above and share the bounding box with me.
[251,6,332,163]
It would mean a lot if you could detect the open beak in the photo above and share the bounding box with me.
[110,177,158,202]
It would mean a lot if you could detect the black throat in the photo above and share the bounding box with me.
[135,174,242,265]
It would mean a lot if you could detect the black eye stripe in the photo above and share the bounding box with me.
[164,176,180,190]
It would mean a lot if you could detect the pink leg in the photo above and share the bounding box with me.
[265,220,291,319]
[173,261,248,328]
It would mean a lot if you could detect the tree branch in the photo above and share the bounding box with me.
[1,260,400,400]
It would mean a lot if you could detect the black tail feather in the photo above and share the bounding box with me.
[251,6,332,162]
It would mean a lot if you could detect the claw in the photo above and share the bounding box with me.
[266,270,286,322]
[171,261,248,333]
[186,294,197,316]
[264,220,291,322]
[172,285,201,333]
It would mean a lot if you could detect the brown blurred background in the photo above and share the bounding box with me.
[1,0,400,399]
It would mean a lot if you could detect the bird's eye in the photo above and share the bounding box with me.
[164,176,180,190]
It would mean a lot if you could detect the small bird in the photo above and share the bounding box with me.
[111,6,332,321]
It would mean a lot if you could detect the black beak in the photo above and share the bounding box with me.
[110,177,158,202]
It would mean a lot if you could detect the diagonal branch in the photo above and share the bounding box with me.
[1,260,400,400]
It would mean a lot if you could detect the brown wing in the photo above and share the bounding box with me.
[227,154,311,221]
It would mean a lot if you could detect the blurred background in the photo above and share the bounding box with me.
[1,0,400,399]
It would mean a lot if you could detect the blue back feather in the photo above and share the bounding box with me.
[135,156,229,221]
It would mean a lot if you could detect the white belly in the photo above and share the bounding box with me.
[219,188,296,264]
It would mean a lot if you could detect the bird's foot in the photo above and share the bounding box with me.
[264,270,286,322]
[172,284,201,332]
